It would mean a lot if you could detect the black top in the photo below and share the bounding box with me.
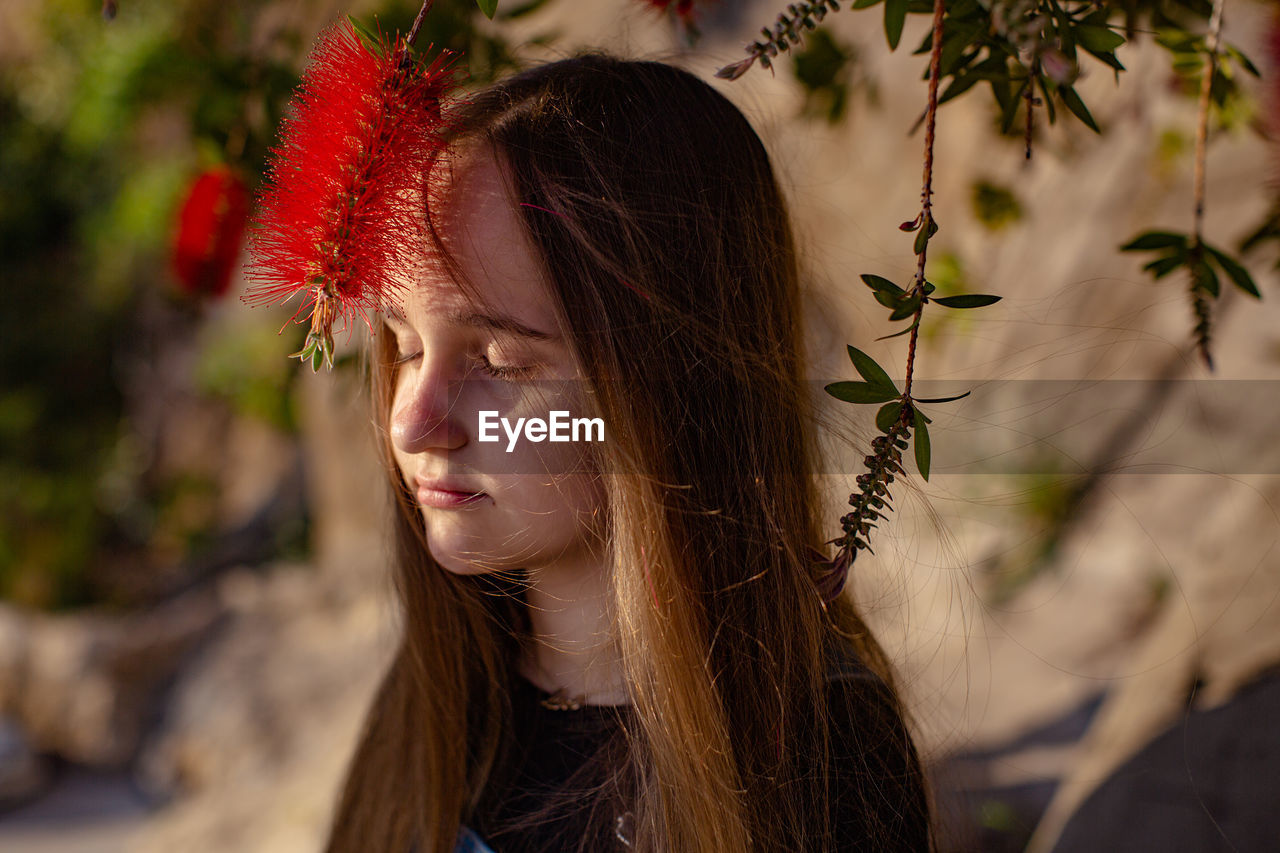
[465,659,932,852]
[467,672,631,852]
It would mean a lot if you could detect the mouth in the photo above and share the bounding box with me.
[414,476,489,510]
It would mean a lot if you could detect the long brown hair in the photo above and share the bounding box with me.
[325,51,931,853]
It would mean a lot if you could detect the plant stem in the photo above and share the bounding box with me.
[1190,0,1225,370]
[1025,54,1039,161]
[1193,0,1225,236]
[903,0,947,407]
[407,0,436,47]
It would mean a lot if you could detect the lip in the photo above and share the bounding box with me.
[414,476,489,510]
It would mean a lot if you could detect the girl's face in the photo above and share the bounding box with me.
[385,146,606,577]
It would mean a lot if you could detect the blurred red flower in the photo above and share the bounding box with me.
[1268,6,1280,135]
[645,0,695,20]
[171,165,249,299]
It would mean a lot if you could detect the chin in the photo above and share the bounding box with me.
[432,556,502,576]
[421,526,501,576]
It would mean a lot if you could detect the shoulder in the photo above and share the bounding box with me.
[822,653,933,852]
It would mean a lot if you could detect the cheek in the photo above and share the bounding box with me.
[488,473,605,547]
[391,445,413,489]
[542,473,605,520]
[388,397,415,482]
[497,470,600,515]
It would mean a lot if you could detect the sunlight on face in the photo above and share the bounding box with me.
[385,144,606,577]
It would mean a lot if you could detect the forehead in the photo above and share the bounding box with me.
[391,144,555,329]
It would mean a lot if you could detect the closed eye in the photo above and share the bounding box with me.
[477,353,535,380]
[392,350,421,367]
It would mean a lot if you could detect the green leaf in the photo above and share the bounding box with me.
[1205,246,1261,298]
[1225,43,1261,78]
[874,319,920,341]
[913,221,929,254]
[347,15,386,56]
[884,0,908,51]
[1083,48,1126,73]
[914,390,970,404]
[938,27,979,77]
[888,292,922,321]
[1080,8,1110,27]
[847,346,898,391]
[939,71,981,105]
[991,70,1011,114]
[1143,255,1185,279]
[1057,7,1077,59]
[825,381,900,404]
[1075,25,1125,53]
[1037,74,1056,124]
[1171,54,1205,75]
[1239,210,1280,254]
[877,401,903,433]
[1059,85,1099,133]
[931,293,1001,308]
[913,408,931,481]
[497,0,552,19]
[1195,260,1220,298]
[476,0,499,19]
[1209,72,1231,109]
[851,0,884,7]
[874,290,904,310]
[1000,78,1028,134]
[1155,28,1198,52]
[1121,231,1189,251]
[862,274,906,296]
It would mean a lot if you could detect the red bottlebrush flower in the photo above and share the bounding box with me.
[243,19,459,371]
[640,0,717,45]
[1267,6,1280,143]
[171,165,249,299]
[644,0,695,20]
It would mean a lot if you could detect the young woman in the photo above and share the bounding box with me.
[324,52,933,853]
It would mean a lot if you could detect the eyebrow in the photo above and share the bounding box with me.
[450,309,560,342]
[381,304,559,342]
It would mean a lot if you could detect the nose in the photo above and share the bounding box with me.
[390,356,469,455]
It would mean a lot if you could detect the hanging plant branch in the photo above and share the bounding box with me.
[1118,0,1263,371]
[1189,0,1228,369]
[1024,53,1039,159]
[817,0,1001,600]
[718,0,1032,599]
[715,0,1261,168]
[711,0,1264,598]
[715,1,842,81]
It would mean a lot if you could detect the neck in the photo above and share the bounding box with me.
[518,548,628,706]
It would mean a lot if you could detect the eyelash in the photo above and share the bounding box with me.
[390,350,534,380]
[477,353,534,380]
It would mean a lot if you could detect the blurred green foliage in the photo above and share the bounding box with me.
[921,250,973,345]
[981,467,1088,604]
[0,1,172,608]
[970,179,1023,231]
[195,321,299,432]
[792,27,855,124]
